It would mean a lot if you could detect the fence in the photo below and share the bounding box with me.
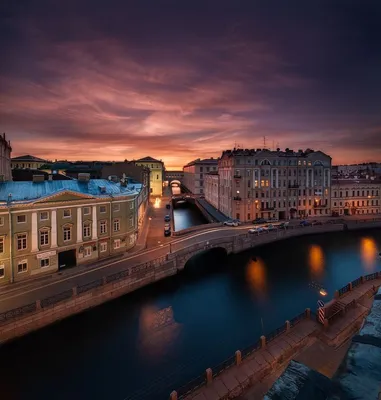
[338,283,351,297]
[351,277,362,289]
[337,272,380,298]
[175,310,309,398]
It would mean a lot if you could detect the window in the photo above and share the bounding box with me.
[100,220,107,234]
[100,205,106,213]
[0,216,4,226]
[113,204,120,212]
[63,226,71,242]
[17,215,26,223]
[40,211,49,221]
[130,202,134,209]
[83,207,90,215]
[84,246,92,257]
[40,258,50,268]
[114,239,121,249]
[39,230,49,246]
[83,222,91,238]
[0,237,3,253]
[113,219,120,232]
[129,216,134,228]
[17,260,28,273]
[17,233,27,250]
[100,242,107,252]
[63,209,71,218]
[0,265,4,278]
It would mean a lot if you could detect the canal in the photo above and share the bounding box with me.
[1,229,380,400]
[171,185,208,231]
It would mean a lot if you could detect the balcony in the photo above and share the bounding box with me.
[288,184,299,189]
[233,196,242,201]
[313,203,327,208]
[234,175,242,179]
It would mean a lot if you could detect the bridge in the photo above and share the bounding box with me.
[1,219,381,344]
[165,171,184,185]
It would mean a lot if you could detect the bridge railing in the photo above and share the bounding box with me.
[338,283,351,297]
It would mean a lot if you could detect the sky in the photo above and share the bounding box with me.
[1,0,381,169]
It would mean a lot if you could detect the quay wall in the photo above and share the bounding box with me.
[1,221,380,345]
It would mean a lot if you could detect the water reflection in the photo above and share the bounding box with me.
[308,245,325,280]
[246,257,268,300]
[171,186,181,195]
[360,237,377,271]
[153,198,161,208]
[138,306,181,358]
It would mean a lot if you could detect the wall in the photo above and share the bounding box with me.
[1,222,379,344]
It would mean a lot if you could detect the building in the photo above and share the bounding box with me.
[216,148,332,222]
[164,170,184,183]
[101,162,150,230]
[134,157,164,196]
[11,155,47,170]
[0,133,12,181]
[0,174,140,285]
[183,158,218,195]
[331,179,381,216]
[12,169,71,181]
[204,171,219,209]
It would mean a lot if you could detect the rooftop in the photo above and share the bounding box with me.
[12,169,72,181]
[11,154,47,162]
[184,158,218,167]
[0,179,138,204]
[221,148,330,158]
[332,178,381,185]
[135,156,163,163]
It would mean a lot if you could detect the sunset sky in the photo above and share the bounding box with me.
[1,0,381,169]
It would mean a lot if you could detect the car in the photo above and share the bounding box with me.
[278,222,290,229]
[311,220,323,226]
[252,218,266,224]
[265,224,277,231]
[164,215,171,222]
[248,227,265,234]
[224,220,239,227]
[164,226,171,237]
[300,220,311,227]
[267,218,279,222]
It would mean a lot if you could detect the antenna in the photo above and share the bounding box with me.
[263,136,267,149]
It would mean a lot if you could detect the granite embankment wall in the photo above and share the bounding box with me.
[1,221,380,344]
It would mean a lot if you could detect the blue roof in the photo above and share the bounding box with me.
[0,179,138,203]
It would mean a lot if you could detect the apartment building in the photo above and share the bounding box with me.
[11,154,47,171]
[217,148,332,222]
[331,180,381,216]
[0,175,139,285]
[134,157,164,196]
[204,171,219,209]
[183,158,218,195]
[0,133,12,181]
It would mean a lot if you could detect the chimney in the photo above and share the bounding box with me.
[33,175,45,183]
[78,173,90,182]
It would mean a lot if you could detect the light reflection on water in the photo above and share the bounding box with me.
[360,237,378,271]
[246,257,268,300]
[308,245,325,280]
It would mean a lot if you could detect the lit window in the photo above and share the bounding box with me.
[17,215,26,223]
[40,258,50,268]
[17,260,27,273]
[17,233,27,250]
[40,211,49,221]
[63,226,71,242]
[63,209,71,218]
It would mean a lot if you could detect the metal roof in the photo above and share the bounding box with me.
[0,179,138,203]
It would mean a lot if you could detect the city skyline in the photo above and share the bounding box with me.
[2,0,381,169]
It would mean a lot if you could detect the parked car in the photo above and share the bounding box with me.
[300,220,311,227]
[248,227,265,234]
[265,224,277,231]
[164,215,171,222]
[164,225,171,237]
[311,220,323,226]
[166,203,171,209]
[252,218,266,224]
[278,222,290,229]
[224,219,240,227]
[267,217,279,222]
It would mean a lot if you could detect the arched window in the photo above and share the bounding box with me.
[313,160,324,166]
[260,159,271,166]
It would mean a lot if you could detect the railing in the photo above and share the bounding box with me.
[266,323,287,343]
[313,204,327,208]
[234,175,241,179]
[0,302,36,323]
[338,283,351,297]
[241,339,262,359]
[351,277,362,289]
[290,311,306,327]
[211,354,236,377]
[77,279,103,294]
[41,290,73,308]
[365,272,379,281]
[177,374,206,400]
[233,196,242,201]
[326,309,343,325]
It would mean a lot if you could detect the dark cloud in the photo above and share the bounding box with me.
[1,0,381,167]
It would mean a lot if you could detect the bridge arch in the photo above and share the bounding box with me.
[170,180,181,186]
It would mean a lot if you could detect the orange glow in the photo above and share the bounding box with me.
[153,198,161,208]
[360,237,377,271]
[246,258,268,300]
[308,245,325,279]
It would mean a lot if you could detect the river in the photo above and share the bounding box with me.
[1,229,380,400]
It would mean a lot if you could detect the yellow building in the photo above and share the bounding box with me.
[11,155,47,170]
[0,174,140,285]
[134,157,164,196]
